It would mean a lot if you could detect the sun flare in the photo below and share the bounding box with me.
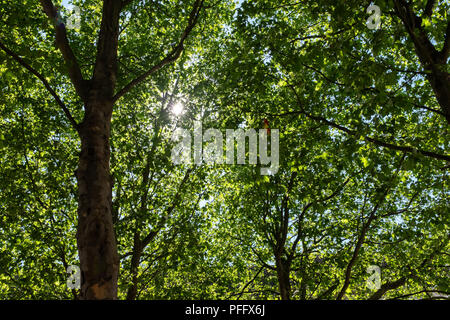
[172,102,184,116]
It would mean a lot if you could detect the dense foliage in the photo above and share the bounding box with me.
[0,0,448,299]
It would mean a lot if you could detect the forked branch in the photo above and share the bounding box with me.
[113,0,204,102]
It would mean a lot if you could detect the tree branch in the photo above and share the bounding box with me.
[279,171,298,254]
[369,277,407,300]
[269,107,450,161]
[250,246,276,271]
[336,155,405,300]
[226,266,264,300]
[392,0,450,123]
[316,281,339,300]
[414,104,446,117]
[39,0,87,101]
[121,0,134,10]
[304,109,449,161]
[289,177,351,259]
[391,289,450,300]
[441,20,450,60]
[393,0,438,62]
[290,23,356,44]
[92,0,123,93]
[113,0,204,102]
[268,86,450,162]
[369,237,449,300]
[0,40,79,132]
[423,0,436,17]
[141,168,192,248]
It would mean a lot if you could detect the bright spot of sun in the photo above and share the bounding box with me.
[172,102,184,116]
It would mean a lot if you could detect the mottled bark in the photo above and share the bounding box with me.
[76,96,119,299]
[74,0,122,300]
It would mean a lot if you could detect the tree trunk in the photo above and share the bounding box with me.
[275,257,291,300]
[73,0,122,299]
[75,96,119,299]
[126,233,143,300]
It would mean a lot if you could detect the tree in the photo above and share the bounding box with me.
[0,0,222,299]
[193,0,449,299]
